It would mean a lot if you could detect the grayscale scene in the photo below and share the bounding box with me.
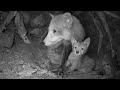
[0,11,119,79]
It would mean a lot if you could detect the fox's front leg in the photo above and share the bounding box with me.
[54,40,72,75]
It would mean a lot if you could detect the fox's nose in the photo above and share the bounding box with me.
[43,38,48,45]
[44,40,50,46]
[43,36,52,46]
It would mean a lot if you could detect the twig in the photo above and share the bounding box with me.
[15,12,31,44]
[89,12,103,54]
[0,11,17,33]
[97,12,115,57]
[103,11,120,19]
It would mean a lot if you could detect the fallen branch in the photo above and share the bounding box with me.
[0,11,17,33]
[97,12,115,57]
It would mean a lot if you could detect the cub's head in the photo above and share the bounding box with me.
[71,37,90,56]
[43,13,73,46]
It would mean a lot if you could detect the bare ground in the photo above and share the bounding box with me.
[0,39,112,79]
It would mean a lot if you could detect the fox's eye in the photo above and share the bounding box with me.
[53,29,56,33]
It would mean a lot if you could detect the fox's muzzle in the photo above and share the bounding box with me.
[43,31,63,46]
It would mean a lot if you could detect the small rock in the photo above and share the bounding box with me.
[0,32,14,48]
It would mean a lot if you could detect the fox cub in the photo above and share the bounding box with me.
[66,37,95,73]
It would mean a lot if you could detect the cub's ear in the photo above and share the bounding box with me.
[71,37,77,46]
[83,37,91,48]
[63,13,73,27]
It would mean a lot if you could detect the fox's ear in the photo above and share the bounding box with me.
[83,37,91,48]
[63,13,73,27]
[49,13,54,19]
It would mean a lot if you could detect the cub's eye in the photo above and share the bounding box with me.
[74,46,77,49]
[81,47,84,51]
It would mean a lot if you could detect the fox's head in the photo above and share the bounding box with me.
[43,13,73,46]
